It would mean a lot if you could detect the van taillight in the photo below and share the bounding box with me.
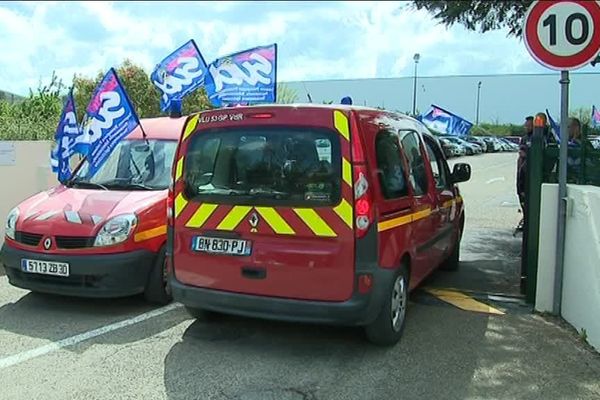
[353,165,373,239]
[350,112,372,239]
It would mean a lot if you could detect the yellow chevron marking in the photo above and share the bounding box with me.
[134,225,167,242]
[175,156,184,181]
[217,206,252,230]
[342,157,352,186]
[424,288,505,315]
[293,208,337,237]
[255,207,295,235]
[186,203,218,228]
[333,199,353,228]
[182,114,200,141]
[174,193,188,218]
[334,110,350,141]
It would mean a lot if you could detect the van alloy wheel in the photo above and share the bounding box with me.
[391,275,407,331]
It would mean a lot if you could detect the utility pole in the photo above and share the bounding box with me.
[476,81,482,125]
[412,53,420,116]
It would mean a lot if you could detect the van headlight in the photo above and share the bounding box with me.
[5,207,19,240]
[94,214,137,247]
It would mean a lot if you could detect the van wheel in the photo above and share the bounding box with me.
[144,246,172,305]
[441,228,462,271]
[365,266,408,346]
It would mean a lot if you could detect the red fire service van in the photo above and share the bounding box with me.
[2,117,185,304]
[168,105,471,345]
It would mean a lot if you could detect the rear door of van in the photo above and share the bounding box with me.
[171,107,355,302]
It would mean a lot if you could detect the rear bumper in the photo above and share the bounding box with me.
[171,267,396,326]
[1,243,155,298]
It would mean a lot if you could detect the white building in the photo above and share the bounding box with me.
[284,72,599,125]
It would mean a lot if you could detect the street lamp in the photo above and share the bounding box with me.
[412,53,420,116]
[476,81,482,125]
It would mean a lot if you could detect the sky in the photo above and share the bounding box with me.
[0,0,598,96]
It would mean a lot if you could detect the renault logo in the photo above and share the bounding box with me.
[248,212,259,232]
[43,237,52,250]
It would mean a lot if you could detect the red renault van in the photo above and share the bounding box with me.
[168,105,471,345]
[1,117,185,304]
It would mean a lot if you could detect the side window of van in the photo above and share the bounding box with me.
[424,138,448,189]
[375,130,409,199]
[399,130,428,196]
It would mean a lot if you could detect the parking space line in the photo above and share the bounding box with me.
[486,177,506,184]
[424,288,505,315]
[0,303,182,370]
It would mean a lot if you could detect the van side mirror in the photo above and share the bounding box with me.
[451,163,471,183]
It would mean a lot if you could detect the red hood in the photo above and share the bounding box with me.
[16,185,166,236]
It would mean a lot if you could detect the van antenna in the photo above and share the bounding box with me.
[302,82,313,103]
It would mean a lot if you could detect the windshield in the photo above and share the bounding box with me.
[183,127,341,206]
[70,139,177,190]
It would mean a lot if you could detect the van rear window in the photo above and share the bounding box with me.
[183,127,341,207]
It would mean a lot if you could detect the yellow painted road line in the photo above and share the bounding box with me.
[424,288,505,315]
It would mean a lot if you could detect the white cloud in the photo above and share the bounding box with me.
[0,0,578,96]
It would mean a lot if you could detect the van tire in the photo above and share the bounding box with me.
[364,265,408,346]
[144,246,172,305]
[441,229,462,271]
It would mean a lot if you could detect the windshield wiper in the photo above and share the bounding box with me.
[67,179,108,191]
[101,181,156,191]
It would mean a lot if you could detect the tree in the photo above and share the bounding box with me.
[73,59,212,121]
[276,83,298,104]
[412,1,533,38]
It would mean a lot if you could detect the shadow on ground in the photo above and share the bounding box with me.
[0,291,188,354]
[426,228,523,296]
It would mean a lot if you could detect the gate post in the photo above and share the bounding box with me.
[524,118,546,304]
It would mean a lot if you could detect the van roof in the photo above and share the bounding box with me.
[126,116,187,140]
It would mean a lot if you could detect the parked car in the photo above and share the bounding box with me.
[169,105,471,346]
[439,138,463,158]
[442,136,482,155]
[497,137,519,152]
[465,136,488,152]
[480,136,502,152]
[1,117,184,304]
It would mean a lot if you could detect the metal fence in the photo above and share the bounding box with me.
[543,143,600,186]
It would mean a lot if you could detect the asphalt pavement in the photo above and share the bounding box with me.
[0,152,599,400]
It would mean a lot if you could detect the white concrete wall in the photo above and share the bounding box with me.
[536,183,600,352]
[0,141,57,247]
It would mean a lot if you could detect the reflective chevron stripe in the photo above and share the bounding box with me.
[334,110,350,141]
[293,208,337,237]
[182,114,200,141]
[175,156,184,181]
[186,203,218,228]
[255,207,295,235]
[342,158,352,186]
[216,206,252,230]
[174,193,188,218]
[333,199,353,228]
[134,225,167,242]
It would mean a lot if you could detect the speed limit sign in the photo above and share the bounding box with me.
[524,0,600,70]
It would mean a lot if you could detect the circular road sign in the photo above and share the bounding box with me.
[523,0,600,70]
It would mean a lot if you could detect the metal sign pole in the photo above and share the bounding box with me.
[553,70,570,315]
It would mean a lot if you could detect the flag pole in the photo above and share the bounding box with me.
[111,68,148,142]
